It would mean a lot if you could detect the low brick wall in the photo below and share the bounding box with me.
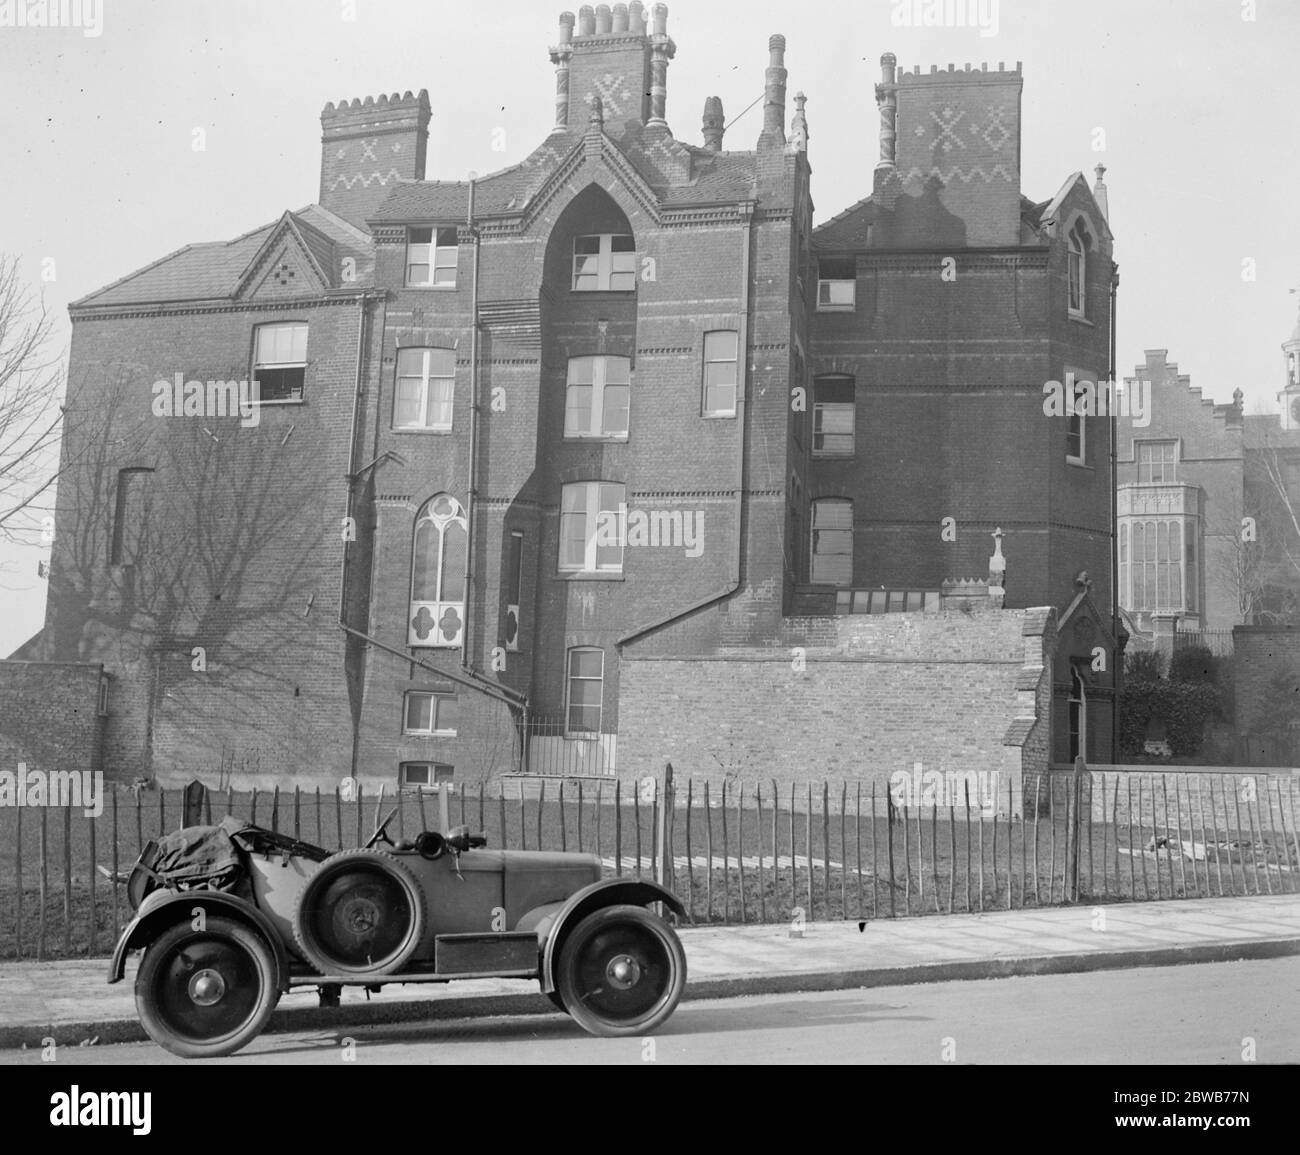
[1233,626,1300,737]
[0,660,105,777]
[617,606,1050,813]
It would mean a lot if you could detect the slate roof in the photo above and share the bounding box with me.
[368,132,760,224]
[71,204,374,310]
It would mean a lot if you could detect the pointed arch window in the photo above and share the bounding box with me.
[1068,218,1091,318]
[409,494,467,648]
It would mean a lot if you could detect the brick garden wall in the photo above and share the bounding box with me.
[0,661,105,778]
[617,606,1046,813]
[1233,626,1300,738]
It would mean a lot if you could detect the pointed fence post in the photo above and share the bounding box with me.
[183,779,206,829]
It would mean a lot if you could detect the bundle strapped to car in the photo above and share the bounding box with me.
[139,815,330,900]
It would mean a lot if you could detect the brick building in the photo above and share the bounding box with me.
[10,4,1120,793]
[1116,323,1300,639]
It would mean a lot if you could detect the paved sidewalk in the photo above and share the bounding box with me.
[1,894,1297,1051]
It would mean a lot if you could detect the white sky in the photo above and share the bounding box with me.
[1,0,1298,655]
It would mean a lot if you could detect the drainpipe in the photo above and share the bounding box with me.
[334,275,527,763]
[340,291,378,778]
[449,182,529,725]
[617,199,755,648]
[1109,263,1120,765]
[463,177,479,671]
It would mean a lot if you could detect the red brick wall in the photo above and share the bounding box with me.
[0,661,105,778]
[44,298,378,786]
[1233,626,1300,736]
[617,606,1048,812]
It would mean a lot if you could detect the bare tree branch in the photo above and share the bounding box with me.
[0,255,66,545]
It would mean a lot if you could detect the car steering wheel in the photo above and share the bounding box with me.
[364,806,400,850]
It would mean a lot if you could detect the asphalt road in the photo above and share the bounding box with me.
[6,958,1298,1065]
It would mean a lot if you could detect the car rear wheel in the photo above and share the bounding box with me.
[135,915,279,1059]
[555,904,686,1037]
[293,849,426,976]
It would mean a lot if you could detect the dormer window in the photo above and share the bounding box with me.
[1067,219,1091,318]
[573,234,636,292]
[816,258,856,310]
[407,227,458,287]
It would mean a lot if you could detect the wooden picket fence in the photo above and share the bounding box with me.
[2,764,1298,960]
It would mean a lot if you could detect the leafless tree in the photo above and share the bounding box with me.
[0,256,65,547]
[1244,424,1300,624]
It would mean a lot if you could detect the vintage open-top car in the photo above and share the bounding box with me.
[108,806,687,1057]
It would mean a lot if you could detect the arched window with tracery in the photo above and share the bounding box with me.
[409,494,467,648]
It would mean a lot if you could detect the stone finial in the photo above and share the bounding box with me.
[988,527,1007,608]
[1093,162,1110,221]
[789,91,808,152]
[1233,387,1245,409]
[702,95,725,151]
[989,527,1006,575]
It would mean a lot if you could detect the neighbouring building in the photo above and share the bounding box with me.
[1116,323,1300,641]
[6,4,1120,797]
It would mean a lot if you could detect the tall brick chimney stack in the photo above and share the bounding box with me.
[874,53,898,171]
[552,3,672,136]
[887,61,1024,246]
[757,34,788,149]
[319,90,430,228]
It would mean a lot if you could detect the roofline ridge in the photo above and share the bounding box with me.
[813,192,875,235]
[70,241,200,307]
[297,203,374,246]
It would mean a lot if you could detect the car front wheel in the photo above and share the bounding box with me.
[555,904,686,1037]
[135,915,279,1058]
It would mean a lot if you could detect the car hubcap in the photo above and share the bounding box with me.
[187,968,226,1006]
[606,954,642,989]
[339,897,380,936]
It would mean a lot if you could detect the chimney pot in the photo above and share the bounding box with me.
[559,10,575,42]
[702,95,725,150]
[595,4,611,33]
[612,2,628,32]
[652,2,668,36]
[578,5,595,35]
[629,0,646,32]
[759,32,789,147]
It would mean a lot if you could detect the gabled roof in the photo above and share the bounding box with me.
[1039,172,1112,242]
[71,204,374,310]
[233,210,335,297]
[368,129,760,225]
